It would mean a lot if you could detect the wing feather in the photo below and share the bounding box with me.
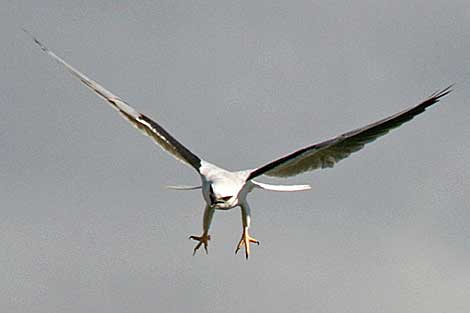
[26,30,202,171]
[248,86,452,179]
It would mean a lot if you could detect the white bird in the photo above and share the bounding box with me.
[26,31,451,259]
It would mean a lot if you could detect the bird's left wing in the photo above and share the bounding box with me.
[247,86,451,180]
[25,31,202,172]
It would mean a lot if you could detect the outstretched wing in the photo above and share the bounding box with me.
[25,30,202,171]
[248,86,451,180]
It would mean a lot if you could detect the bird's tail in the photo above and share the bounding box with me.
[165,185,202,191]
[251,181,311,192]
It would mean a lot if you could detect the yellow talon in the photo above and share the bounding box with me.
[235,228,259,259]
[189,233,211,255]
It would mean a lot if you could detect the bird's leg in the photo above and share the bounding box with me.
[235,202,259,259]
[189,205,214,255]
[235,227,259,259]
[189,232,211,255]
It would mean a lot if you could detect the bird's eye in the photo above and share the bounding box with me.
[221,196,231,201]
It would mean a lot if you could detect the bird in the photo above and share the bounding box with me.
[25,30,451,259]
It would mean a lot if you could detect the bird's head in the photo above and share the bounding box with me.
[208,183,236,209]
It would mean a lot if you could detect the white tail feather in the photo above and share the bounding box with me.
[251,181,311,192]
[165,185,202,190]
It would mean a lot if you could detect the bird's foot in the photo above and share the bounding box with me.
[189,233,211,255]
[235,229,259,259]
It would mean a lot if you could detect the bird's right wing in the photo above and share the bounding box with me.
[26,30,202,172]
[247,86,452,180]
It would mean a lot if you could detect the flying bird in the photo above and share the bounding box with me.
[25,31,451,259]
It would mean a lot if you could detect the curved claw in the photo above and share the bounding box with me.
[189,233,211,256]
[235,229,259,259]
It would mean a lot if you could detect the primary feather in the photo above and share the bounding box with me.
[248,86,452,179]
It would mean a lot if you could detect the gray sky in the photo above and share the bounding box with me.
[2,1,470,312]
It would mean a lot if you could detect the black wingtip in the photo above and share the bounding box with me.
[430,85,453,100]
[22,28,49,53]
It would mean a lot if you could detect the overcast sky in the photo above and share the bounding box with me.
[2,1,470,312]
